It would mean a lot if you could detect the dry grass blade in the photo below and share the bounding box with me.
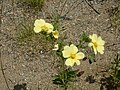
[59,0,68,16]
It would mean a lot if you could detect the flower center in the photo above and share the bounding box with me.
[93,42,97,48]
[42,25,48,31]
[70,54,76,59]
[53,32,58,36]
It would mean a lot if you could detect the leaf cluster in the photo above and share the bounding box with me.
[78,32,91,48]
[52,68,81,89]
[111,53,120,84]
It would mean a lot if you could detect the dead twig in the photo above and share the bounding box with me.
[0,58,11,90]
[0,1,10,89]
[85,0,100,15]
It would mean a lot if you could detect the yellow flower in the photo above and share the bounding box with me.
[34,19,54,34]
[34,19,45,33]
[62,44,85,67]
[52,30,59,39]
[53,44,59,51]
[88,34,105,54]
[44,23,54,34]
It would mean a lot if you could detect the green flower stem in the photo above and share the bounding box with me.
[61,58,67,90]
[61,58,66,88]
[71,77,74,90]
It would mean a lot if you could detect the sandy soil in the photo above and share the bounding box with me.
[0,0,120,90]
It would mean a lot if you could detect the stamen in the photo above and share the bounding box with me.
[71,54,75,59]
[93,42,97,48]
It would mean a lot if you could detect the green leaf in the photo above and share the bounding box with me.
[116,70,120,79]
[89,56,94,64]
[56,51,62,57]
[65,69,78,82]
[80,32,91,42]
[52,78,63,85]
[52,68,79,87]
[88,51,95,64]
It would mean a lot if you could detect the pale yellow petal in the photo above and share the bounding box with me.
[45,23,54,33]
[92,34,98,42]
[47,29,53,34]
[53,44,59,51]
[93,45,97,54]
[99,51,104,54]
[97,37,105,45]
[62,50,71,58]
[62,45,71,58]
[97,45,104,54]
[88,42,93,47]
[75,60,80,65]
[65,58,75,67]
[76,52,85,59]
[89,35,92,39]
[64,46,69,50]
[34,19,45,26]
[45,23,53,29]
[52,31,59,39]
[34,26,42,33]
[70,44,78,54]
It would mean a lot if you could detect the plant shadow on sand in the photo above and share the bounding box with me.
[85,75,96,84]
[13,83,27,90]
[100,76,120,90]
